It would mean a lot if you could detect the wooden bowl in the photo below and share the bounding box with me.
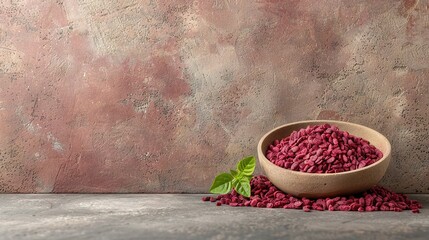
[257,120,391,198]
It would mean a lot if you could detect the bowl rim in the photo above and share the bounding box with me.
[257,120,392,176]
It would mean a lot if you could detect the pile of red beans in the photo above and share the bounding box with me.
[203,175,422,213]
[266,124,383,173]
[203,124,422,213]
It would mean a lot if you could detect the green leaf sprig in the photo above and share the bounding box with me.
[209,156,256,197]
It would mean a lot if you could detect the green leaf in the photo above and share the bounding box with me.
[234,177,251,197]
[230,169,239,178]
[237,156,256,176]
[244,175,252,182]
[209,173,234,194]
[232,178,238,188]
[208,156,256,197]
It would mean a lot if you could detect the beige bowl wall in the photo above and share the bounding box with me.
[257,120,391,198]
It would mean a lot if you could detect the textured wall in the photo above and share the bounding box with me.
[0,0,428,193]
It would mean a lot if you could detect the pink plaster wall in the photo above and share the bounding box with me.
[0,0,428,193]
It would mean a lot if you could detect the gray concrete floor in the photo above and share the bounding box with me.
[0,194,428,240]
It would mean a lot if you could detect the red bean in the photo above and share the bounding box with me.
[338,205,351,211]
[303,164,310,172]
[202,196,210,201]
[303,206,311,212]
[266,124,383,173]
[203,175,422,213]
[275,192,286,199]
[327,157,336,164]
[291,162,299,170]
[291,146,299,152]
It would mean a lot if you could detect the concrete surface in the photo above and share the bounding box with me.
[1,0,429,193]
[0,194,428,240]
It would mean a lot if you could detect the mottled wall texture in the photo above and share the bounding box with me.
[0,0,428,193]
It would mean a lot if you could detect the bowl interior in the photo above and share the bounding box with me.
[259,120,391,166]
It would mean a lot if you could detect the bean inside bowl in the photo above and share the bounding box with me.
[257,120,391,198]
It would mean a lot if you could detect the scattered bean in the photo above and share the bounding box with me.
[203,175,422,213]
